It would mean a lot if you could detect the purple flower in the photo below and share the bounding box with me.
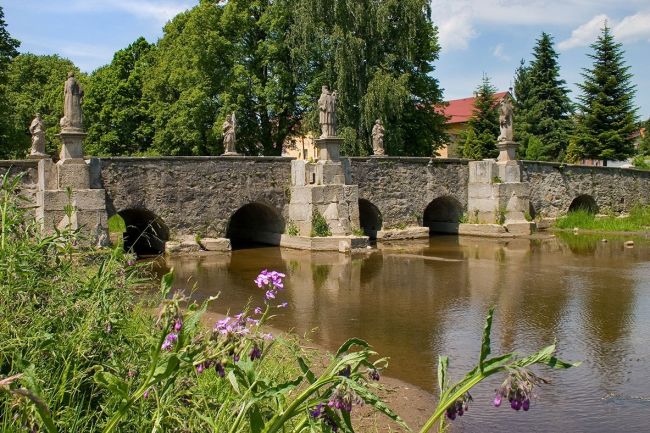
[161,332,178,351]
[143,388,152,399]
[309,403,324,419]
[196,364,204,374]
[174,319,183,332]
[493,394,502,407]
[263,333,273,340]
[368,368,380,381]
[250,345,262,361]
[265,290,276,300]
[127,259,135,266]
[278,302,288,308]
[215,362,225,378]
[254,306,263,315]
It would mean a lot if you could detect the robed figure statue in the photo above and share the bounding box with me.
[498,96,514,143]
[60,72,84,131]
[29,113,48,157]
[371,119,385,156]
[222,112,237,154]
[318,85,338,138]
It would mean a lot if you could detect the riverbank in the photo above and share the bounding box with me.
[554,207,650,232]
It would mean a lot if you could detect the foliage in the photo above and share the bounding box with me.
[311,209,332,237]
[84,38,155,156]
[524,135,543,161]
[637,118,650,156]
[286,220,300,236]
[573,25,637,163]
[1,54,81,158]
[516,33,573,161]
[555,206,650,232]
[513,59,532,156]
[0,5,20,151]
[462,75,499,159]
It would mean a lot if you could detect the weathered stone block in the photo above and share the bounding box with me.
[459,223,512,237]
[37,189,107,211]
[200,237,232,251]
[291,160,306,186]
[505,222,534,235]
[57,162,90,189]
[469,160,497,184]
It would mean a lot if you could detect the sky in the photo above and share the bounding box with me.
[4,0,650,119]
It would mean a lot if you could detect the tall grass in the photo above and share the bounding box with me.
[555,206,650,232]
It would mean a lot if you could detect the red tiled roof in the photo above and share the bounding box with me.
[438,91,509,125]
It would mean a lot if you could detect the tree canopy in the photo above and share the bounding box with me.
[573,25,637,163]
[0,5,20,155]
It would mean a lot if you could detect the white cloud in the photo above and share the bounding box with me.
[558,11,650,50]
[437,12,478,52]
[492,43,511,61]
[65,0,193,23]
[557,14,609,50]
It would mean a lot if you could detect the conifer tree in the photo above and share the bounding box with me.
[462,75,499,159]
[574,25,637,163]
[0,5,20,153]
[515,33,572,161]
[513,59,532,156]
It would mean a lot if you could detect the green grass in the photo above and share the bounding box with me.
[554,206,650,232]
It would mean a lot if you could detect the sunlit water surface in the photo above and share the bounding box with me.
[160,234,650,432]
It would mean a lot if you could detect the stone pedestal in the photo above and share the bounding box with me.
[288,159,362,240]
[497,141,518,162]
[315,137,342,162]
[465,157,535,236]
[58,130,86,162]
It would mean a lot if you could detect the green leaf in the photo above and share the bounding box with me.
[479,307,494,373]
[228,371,241,395]
[160,270,174,297]
[513,343,579,369]
[153,354,180,380]
[297,356,316,384]
[107,214,126,233]
[94,370,128,399]
[249,406,264,433]
[335,338,370,357]
[437,356,448,393]
[254,376,303,400]
[342,378,411,431]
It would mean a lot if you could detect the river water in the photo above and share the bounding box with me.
[161,234,650,432]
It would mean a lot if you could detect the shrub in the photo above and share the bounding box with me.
[311,210,332,237]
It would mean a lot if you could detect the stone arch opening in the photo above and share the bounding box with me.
[358,199,382,240]
[569,195,598,214]
[118,208,169,256]
[423,196,464,235]
[226,203,285,249]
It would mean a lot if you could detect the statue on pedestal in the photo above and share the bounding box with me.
[29,113,48,158]
[498,95,514,143]
[222,112,238,155]
[318,85,338,138]
[60,72,84,132]
[371,119,385,156]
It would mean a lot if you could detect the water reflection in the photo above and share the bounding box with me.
[162,235,650,432]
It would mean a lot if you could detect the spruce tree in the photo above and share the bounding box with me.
[463,75,499,159]
[575,25,637,163]
[516,33,572,161]
[513,59,532,156]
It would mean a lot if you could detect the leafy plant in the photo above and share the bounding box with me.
[286,220,300,236]
[495,207,507,225]
[311,210,332,237]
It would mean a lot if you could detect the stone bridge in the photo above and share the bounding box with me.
[3,156,650,253]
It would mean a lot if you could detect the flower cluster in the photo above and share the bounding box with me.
[309,404,339,432]
[328,384,363,413]
[255,269,286,302]
[161,318,183,351]
[493,369,548,412]
[445,392,472,421]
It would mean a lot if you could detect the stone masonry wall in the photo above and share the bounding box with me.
[0,160,39,204]
[347,157,469,228]
[521,162,650,218]
[96,157,293,238]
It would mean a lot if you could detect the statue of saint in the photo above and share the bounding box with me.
[498,96,514,143]
[29,113,48,157]
[60,72,84,131]
[371,119,385,156]
[222,112,237,155]
[318,85,338,138]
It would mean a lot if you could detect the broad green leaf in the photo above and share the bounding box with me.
[228,371,241,395]
[94,370,128,399]
[297,356,316,384]
[249,406,264,433]
[437,356,448,393]
[254,376,303,400]
[335,338,370,357]
[479,307,494,373]
[153,354,180,380]
[342,378,411,431]
[160,269,174,297]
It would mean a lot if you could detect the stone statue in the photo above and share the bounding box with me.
[318,85,338,138]
[498,95,514,143]
[60,72,84,131]
[371,119,385,156]
[29,113,48,158]
[222,112,237,155]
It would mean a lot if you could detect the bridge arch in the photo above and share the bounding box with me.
[568,194,598,214]
[118,208,169,256]
[423,196,464,235]
[226,202,285,249]
[358,199,382,240]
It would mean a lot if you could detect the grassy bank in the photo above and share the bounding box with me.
[554,206,650,232]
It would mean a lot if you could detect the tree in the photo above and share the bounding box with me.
[515,33,573,161]
[638,118,650,156]
[85,37,154,156]
[2,54,80,158]
[513,59,532,156]
[574,25,637,163]
[288,0,447,156]
[0,5,20,151]
[462,75,499,159]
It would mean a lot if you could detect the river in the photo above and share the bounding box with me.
[160,233,650,432]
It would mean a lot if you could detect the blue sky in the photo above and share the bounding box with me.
[4,0,650,119]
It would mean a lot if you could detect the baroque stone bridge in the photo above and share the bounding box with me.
[3,155,650,253]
